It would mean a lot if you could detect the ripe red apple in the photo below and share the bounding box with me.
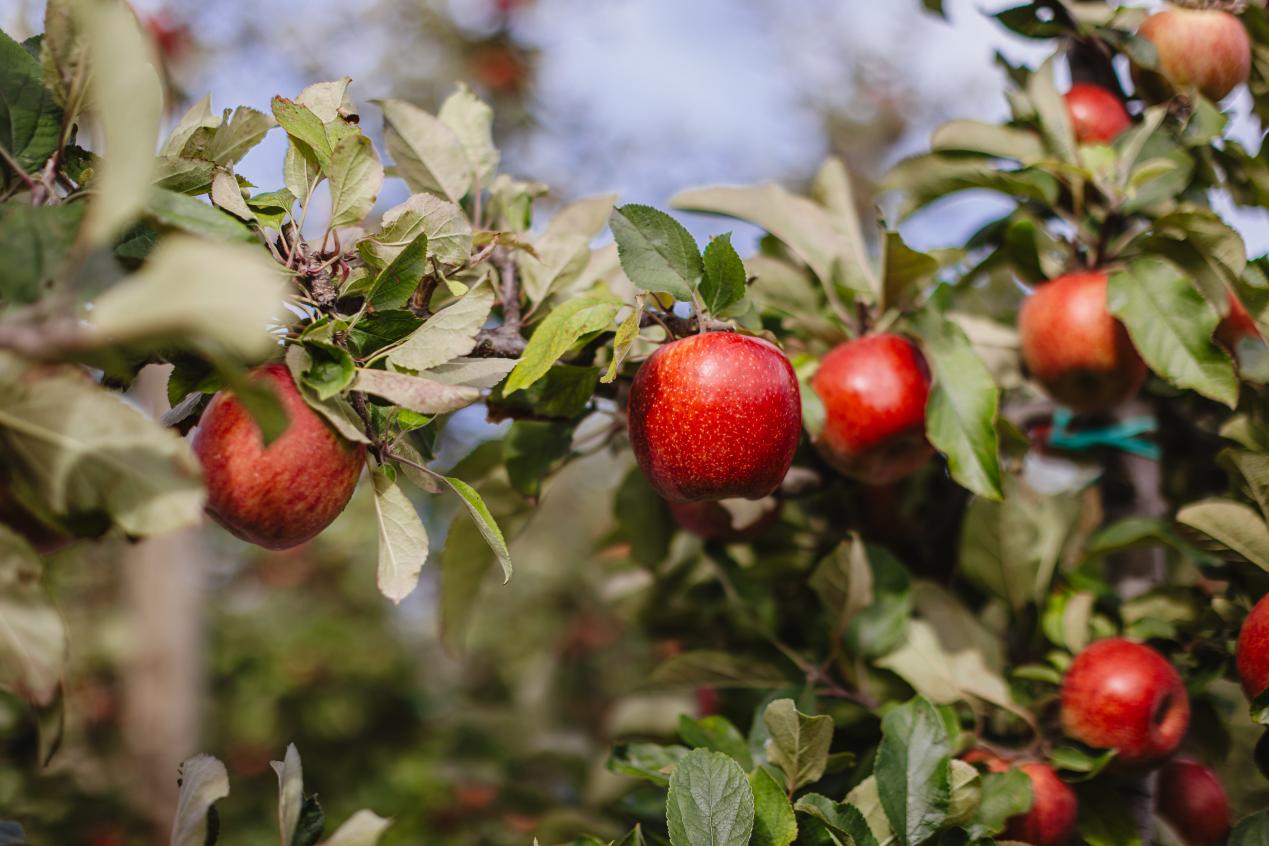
[193,363,366,550]
[1004,762,1078,846]
[1018,272,1148,413]
[627,332,801,502]
[810,334,933,485]
[1237,594,1269,700]
[1060,638,1190,766]
[1065,84,1131,144]
[1137,7,1251,102]
[1156,758,1230,846]
[1216,290,1263,350]
[668,497,780,543]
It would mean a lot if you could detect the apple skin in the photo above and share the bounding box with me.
[1137,8,1251,102]
[193,363,366,550]
[1237,594,1269,700]
[1217,291,1263,350]
[811,334,933,485]
[627,333,801,502]
[668,498,780,543]
[1156,758,1230,846]
[1004,762,1079,846]
[1060,638,1190,766]
[1019,272,1148,413]
[1065,84,1131,144]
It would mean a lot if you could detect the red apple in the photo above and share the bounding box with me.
[1216,290,1263,350]
[668,498,780,543]
[1137,7,1251,102]
[627,332,801,502]
[1018,272,1148,413]
[1060,638,1190,766]
[193,364,366,550]
[1004,762,1079,846]
[1156,758,1230,846]
[811,334,933,485]
[1065,84,1131,144]
[1237,594,1269,700]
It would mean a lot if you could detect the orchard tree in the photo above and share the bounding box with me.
[2,0,1269,845]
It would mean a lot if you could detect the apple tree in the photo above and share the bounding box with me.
[3,0,1269,844]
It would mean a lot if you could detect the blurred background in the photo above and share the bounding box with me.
[0,0,1267,843]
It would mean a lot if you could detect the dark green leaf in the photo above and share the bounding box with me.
[367,231,426,311]
[608,742,690,787]
[843,545,912,659]
[488,364,597,421]
[346,310,423,358]
[0,200,84,305]
[0,28,61,180]
[763,699,833,793]
[966,769,1032,840]
[1079,785,1142,846]
[912,309,1003,500]
[750,767,798,846]
[700,232,747,316]
[144,188,255,241]
[666,748,755,846]
[503,420,572,498]
[292,796,325,846]
[301,340,356,400]
[649,652,792,690]
[504,296,620,394]
[615,466,674,567]
[875,697,951,845]
[1231,811,1269,846]
[882,230,940,312]
[610,204,703,301]
[793,795,877,846]
[1049,744,1116,781]
[272,97,332,168]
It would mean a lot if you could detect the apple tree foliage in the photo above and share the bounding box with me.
[4,0,1269,843]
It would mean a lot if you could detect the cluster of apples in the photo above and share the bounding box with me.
[1024,5,1259,418]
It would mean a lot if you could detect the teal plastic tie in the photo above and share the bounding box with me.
[1047,408,1161,460]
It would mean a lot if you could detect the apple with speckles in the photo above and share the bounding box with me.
[1136,6,1251,102]
[1060,637,1189,766]
[811,334,933,485]
[668,497,780,543]
[627,332,801,502]
[1004,762,1078,846]
[1019,271,1148,412]
[193,363,366,550]
[1157,758,1230,846]
[1237,594,1269,701]
[1065,83,1131,144]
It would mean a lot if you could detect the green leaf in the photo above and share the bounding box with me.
[210,170,253,221]
[966,769,1032,839]
[958,474,1081,612]
[504,296,621,394]
[608,205,702,302]
[930,120,1046,163]
[292,797,324,846]
[700,233,747,316]
[355,369,478,415]
[503,420,573,499]
[439,501,496,656]
[418,356,515,389]
[1049,744,1116,780]
[285,138,321,204]
[762,699,833,792]
[749,767,797,846]
[609,743,690,787]
[874,697,951,846]
[881,155,1060,220]
[793,795,877,846]
[144,187,255,241]
[441,475,511,583]
[881,230,940,313]
[321,811,391,846]
[284,346,371,445]
[810,536,875,640]
[0,200,84,305]
[649,652,791,690]
[272,98,333,168]
[0,358,203,535]
[615,466,674,566]
[299,340,356,400]
[170,755,230,846]
[0,27,61,180]
[1079,784,1142,846]
[1108,257,1238,407]
[614,825,647,846]
[874,619,1014,711]
[40,0,88,123]
[0,527,66,707]
[328,134,383,227]
[843,544,912,659]
[80,2,162,244]
[361,192,472,268]
[371,465,429,603]
[367,231,427,311]
[678,715,752,770]
[88,236,287,360]
[1177,499,1269,571]
[912,309,1003,500]
[666,749,755,846]
[489,364,597,420]
[387,282,495,373]
[1230,811,1269,846]
[437,82,499,188]
[199,105,273,166]
[378,98,472,203]
[1028,57,1076,164]
[603,300,644,383]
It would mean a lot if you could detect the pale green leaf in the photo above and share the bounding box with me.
[387,282,495,372]
[437,82,499,187]
[762,699,833,792]
[442,476,511,582]
[504,296,620,394]
[170,755,230,846]
[1177,499,1269,571]
[354,369,479,414]
[271,744,304,846]
[371,465,429,603]
[362,193,472,268]
[320,811,392,846]
[0,527,66,707]
[328,134,383,227]
[379,98,472,203]
[603,300,644,383]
